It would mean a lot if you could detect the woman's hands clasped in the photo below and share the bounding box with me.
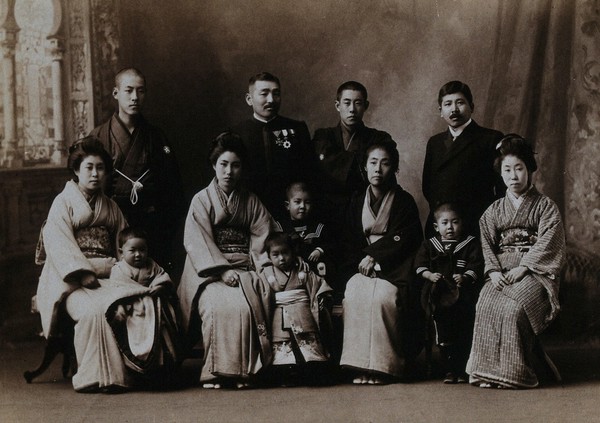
[221,269,240,287]
[489,266,529,291]
[358,255,376,277]
[80,272,100,289]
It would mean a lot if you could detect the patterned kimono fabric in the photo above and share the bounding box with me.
[37,181,171,391]
[177,179,274,383]
[263,258,331,365]
[340,187,404,377]
[466,187,565,388]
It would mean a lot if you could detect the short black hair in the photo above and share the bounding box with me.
[336,81,368,101]
[118,226,149,248]
[432,202,464,221]
[208,131,247,166]
[249,72,280,89]
[285,181,311,200]
[67,136,113,180]
[494,133,538,173]
[264,232,296,256]
[438,80,474,108]
[364,140,400,175]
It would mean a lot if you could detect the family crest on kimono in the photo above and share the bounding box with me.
[35,137,179,393]
[339,140,423,385]
[415,202,483,384]
[177,132,277,389]
[466,134,566,389]
[90,67,186,270]
[260,232,333,386]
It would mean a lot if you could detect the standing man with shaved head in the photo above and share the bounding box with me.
[232,72,319,220]
[90,67,186,272]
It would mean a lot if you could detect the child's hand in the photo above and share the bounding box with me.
[308,249,322,262]
[112,304,127,323]
[452,274,464,287]
[427,272,443,283]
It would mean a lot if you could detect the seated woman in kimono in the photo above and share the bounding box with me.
[177,132,276,389]
[467,134,566,389]
[339,141,423,384]
[36,137,179,393]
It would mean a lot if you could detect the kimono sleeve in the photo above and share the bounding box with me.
[479,203,503,277]
[43,195,95,284]
[183,193,231,277]
[519,198,566,278]
[247,194,277,269]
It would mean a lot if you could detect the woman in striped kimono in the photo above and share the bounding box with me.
[339,141,423,384]
[467,134,566,389]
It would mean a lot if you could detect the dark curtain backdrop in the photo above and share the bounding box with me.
[117,0,600,252]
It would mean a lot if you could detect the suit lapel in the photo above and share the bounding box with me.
[437,121,481,168]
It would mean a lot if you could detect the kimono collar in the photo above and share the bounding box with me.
[211,178,240,218]
[362,186,395,244]
[507,184,534,210]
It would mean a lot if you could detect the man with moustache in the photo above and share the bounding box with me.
[232,72,318,220]
[422,80,504,237]
[90,67,185,271]
[313,81,396,222]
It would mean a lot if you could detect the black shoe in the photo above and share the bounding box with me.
[443,372,457,384]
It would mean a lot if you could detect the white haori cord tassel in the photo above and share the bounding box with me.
[115,169,150,205]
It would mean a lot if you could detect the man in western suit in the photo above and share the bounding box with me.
[422,80,504,237]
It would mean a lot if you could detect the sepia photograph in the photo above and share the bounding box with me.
[1,0,599,421]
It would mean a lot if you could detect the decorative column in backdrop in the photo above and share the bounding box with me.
[0,0,20,167]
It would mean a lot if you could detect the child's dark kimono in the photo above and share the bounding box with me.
[415,234,483,376]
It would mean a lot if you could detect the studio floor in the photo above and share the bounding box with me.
[1,339,599,423]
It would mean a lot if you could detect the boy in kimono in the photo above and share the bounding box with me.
[261,232,333,386]
[276,182,334,279]
[415,202,483,384]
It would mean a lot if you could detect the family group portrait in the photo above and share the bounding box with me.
[0,0,598,422]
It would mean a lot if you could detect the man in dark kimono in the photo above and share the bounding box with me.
[313,81,396,223]
[90,68,186,272]
[422,80,504,237]
[232,72,319,221]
